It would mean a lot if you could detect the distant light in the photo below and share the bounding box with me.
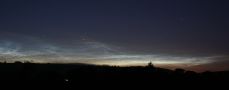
[65,79,69,82]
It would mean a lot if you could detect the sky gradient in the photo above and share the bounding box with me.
[1,0,229,72]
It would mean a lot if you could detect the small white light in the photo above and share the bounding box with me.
[65,79,69,82]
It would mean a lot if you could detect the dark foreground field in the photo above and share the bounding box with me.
[0,62,228,89]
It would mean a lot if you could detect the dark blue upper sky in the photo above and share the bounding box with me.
[1,0,229,57]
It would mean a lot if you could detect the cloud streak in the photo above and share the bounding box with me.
[0,33,228,71]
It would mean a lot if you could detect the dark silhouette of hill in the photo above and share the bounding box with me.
[0,61,228,89]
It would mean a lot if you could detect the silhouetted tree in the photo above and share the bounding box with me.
[14,61,23,64]
[24,61,31,63]
[175,68,185,76]
[147,61,154,68]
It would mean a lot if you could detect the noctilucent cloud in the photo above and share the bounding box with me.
[1,0,229,72]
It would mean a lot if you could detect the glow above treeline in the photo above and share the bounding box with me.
[0,40,220,68]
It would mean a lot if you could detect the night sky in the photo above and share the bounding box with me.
[1,0,229,71]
